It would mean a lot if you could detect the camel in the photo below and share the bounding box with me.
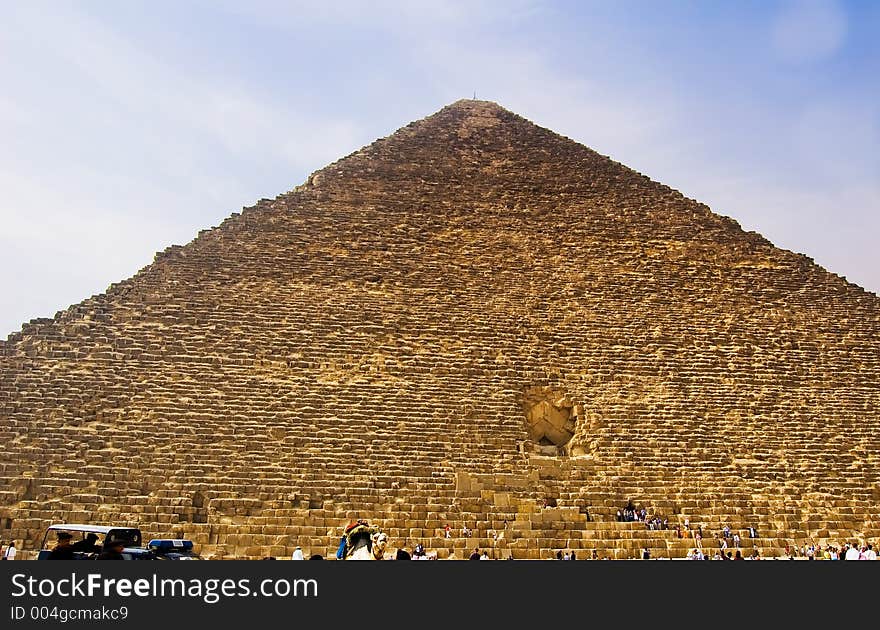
[340,520,387,560]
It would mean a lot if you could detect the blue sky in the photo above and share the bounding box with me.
[1,0,878,337]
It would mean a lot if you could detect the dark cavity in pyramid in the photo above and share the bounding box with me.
[2,100,879,559]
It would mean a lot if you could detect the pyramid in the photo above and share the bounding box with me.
[1,100,878,559]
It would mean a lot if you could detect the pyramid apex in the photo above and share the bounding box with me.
[444,98,508,112]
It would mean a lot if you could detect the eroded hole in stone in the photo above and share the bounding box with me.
[192,491,205,509]
[522,386,578,450]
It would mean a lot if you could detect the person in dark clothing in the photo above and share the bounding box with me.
[468,548,481,560]
[71,533,100,554]
[47,532,75,560]
[96,540,125,560]
[395,548,411,561]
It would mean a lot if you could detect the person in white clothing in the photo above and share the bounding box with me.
[291,546,304,560]
[845,543,861,560]
[3,541,16,560]
[863,544,876,560]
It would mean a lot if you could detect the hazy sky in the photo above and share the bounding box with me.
[1,0,878,337]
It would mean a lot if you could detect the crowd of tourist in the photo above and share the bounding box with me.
[615,500,645,523]
[3,504,877,561]
[615,500,670,531]
[783,542,876,560]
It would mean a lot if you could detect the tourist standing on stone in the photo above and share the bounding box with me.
[864,544,877,560]
[291,546,304,560]
[2,540,15,560]
[733,533,740,548]
[47,532,75,560]
[444,524,451,539]
[469,548,480,560]
[97,539,125,560]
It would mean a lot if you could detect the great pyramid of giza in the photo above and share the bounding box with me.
[1,100,878,559]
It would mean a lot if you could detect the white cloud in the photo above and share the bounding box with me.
[0,4,363,175]
[0,169,181,333]
[0,3,367,336]
[771,0,848,63]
